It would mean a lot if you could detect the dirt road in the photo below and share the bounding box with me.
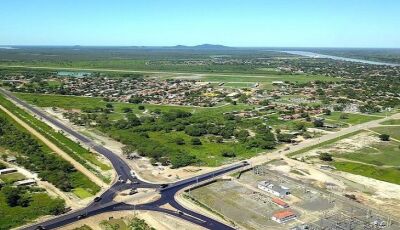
[0,104,106,188]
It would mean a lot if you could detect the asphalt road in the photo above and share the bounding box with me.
[0,88,242,230]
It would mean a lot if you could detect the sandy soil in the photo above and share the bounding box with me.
[62,210,206,230]
[114,188,160,205]
[270,157,346,190]
[297,131,378,159]
[174,191,231,227]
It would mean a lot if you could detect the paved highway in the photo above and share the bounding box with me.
[0,88,242,230]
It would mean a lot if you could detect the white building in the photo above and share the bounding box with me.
[14,179,36,186]
[0,168,17,175]
[258,181,291,197]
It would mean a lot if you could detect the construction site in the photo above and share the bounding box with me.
[185,164,400,230]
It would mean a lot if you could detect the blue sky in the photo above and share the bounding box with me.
[0,0,399,47]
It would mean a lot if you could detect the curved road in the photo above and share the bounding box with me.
[0,88,244,230]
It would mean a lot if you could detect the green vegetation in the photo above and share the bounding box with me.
[99,217,155,230]
[333,162,400,185]
[72,187,93,199]
[287,130,365,157]
[73,225,93,230]
[338,140,400,167]
[322,112,381,125]
[372,126,400,140]
[105,108,272,167]
[319,152,333,161]
[202,74,340,85]
[379,133,390,141]
[13,93,281,167]
[0,109,100,196]
[0,94,111,182]
[380,119,400,125]
[0,172,25,184]
[0,186,65,230]
[14,92,253,116]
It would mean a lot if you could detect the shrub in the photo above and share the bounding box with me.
[122,107,132,113]
[340,113,349,119]
[191,138,202,145]
[175,138,185,145]
[221,151,236,158]
[313,119,324,127]
[277,133,294,143]
[319,152,333,161]
[379,134,390,141]
[323,109,331,115]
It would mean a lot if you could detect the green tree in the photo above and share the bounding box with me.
[175,138,185,145]
[127,217,155,230]
[221,151,236,158]
[379,134,390,141]
[319,152,333,161]
[191,138,202,145]
[313,119,324,127]
[340,113,349,119]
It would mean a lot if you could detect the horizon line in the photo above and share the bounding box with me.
[1,45,400,49]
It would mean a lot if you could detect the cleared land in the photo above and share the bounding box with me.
[371,126,400,140]
[380,119,400,125]
[0,172,25,184]
[292,129,400,185]
[322,112,382,125]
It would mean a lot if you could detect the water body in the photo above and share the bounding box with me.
[283,50,400,67]
[0,46,18,50]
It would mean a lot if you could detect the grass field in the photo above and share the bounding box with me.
[322,112,381,125]
[371,126,400,140]
[100,219,128,230]
[338,140,400,167]
[287,130,365,157]
[72,187,93,199]
[0,192,65,230]
[380,119,400,125]
[0,172,25,184]
[333,162,400,185]
[291,128,400,185]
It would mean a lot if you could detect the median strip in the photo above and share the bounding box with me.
[0,104,106,188]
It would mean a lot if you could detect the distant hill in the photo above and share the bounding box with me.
[171,44,232,50]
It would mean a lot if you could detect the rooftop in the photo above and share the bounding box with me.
[273,209,296,219]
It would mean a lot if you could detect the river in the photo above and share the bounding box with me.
[282,50,400,67]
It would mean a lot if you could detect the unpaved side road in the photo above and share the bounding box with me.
[0,104,107,188]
